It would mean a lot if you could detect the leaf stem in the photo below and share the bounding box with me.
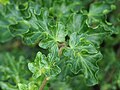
[39,77,49,90]
[58,42,66,56]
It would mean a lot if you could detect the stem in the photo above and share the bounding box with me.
[39,77,49,90]
[58,42,66,56]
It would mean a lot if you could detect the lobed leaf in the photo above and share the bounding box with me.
[63,33,102,85]
[28,52,61,78]
[9,21,30,35]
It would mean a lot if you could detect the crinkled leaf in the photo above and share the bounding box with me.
[86,17,100,29]
[21,9,49,45]
[63,33,102,86]
[23,27,42,45]
[28,52,61,78]
[0,26,13,42]
[18,82,38,90]
[39,23,66,48]
[18,2,29,11]
[9,21,30,35]
[67,13,85,34]
[28,1,41,15]
[86,2,116,29]
[85,28,108,47]
[18,83,27,90]
[55,23,66,42]
[88,2,112,16]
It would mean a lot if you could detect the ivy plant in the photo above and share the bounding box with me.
[0,0,120,90]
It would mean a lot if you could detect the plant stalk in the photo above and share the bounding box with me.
[39,77,49,90]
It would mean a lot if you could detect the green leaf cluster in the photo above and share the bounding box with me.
[0,0,120,90]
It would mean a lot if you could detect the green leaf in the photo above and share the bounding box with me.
[0,53,30,86]
[0,82,17,90]
[88,2,111,16]
[28,1,41,15]
[0,26,13,43]
[18,83,27,90]
[0,0,9,5]
[86,17,100,29]
[0,13,10,26]
[21,9,49,45]
[86,2,115,29]
[28,82,38,90]
[23,27,42,45]
[67,13,85,34]
[18,2,29,11]
[63,33,102,86]
[9,20,30,35]
[39,35,56,49]
[39,23,66,48]
[55,23,66,42]
[85,28,108,47]
[28,52,61,78]
[18,82,38,90]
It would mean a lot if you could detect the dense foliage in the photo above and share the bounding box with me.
[0,0,120,90]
